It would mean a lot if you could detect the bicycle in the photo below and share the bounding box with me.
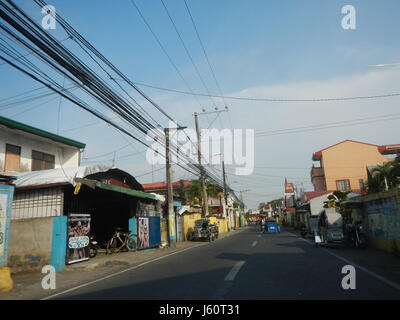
[106,228,137,254]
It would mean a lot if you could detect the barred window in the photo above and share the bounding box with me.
[32,150,55,171]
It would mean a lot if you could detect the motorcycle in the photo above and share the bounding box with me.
[346,222,366,249]
[89,235,101,258]
[299,222,307,238]
[261,224,267,233]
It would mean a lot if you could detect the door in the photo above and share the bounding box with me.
[50,216,67,272]
[4,144,21,172]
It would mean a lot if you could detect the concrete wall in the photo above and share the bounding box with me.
[208,216,228,233]
[321,141,388,191]
[8,217,53,274]
[183,212,202,240]
[0,126,81,173]
[359,189,400,254]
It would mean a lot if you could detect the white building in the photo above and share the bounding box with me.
[0,115,85,173]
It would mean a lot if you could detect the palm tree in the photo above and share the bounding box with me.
[369,161,399,193]
[367,160,400,193]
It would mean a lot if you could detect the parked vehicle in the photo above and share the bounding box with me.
[345,221,366,249]
[190,219,219,241]
[300,222,307,238]
[307,214,319,236]
[316,208,344,246]
[341,200,366,249]
[89,235,101,258]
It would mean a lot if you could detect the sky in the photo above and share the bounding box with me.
[1,0,400,209]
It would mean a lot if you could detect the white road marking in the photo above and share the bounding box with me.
[251,241,257,247]
[41,243,207,300]
[225,261,246,281]
[287,231,400,291]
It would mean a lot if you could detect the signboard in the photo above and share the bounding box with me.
[284,183,295,196]
[0,185,14,267]
[67,214,90,264]
[138,217,150,249]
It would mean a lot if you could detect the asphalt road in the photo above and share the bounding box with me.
[50,226,400,300]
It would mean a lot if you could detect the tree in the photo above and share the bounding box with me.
[268,198,284,210]
[324,190,350,208]
[258,202,266,211]
[188,179,220,204]
[368,160,400,193]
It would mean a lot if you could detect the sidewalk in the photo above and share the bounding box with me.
[0,227,245,300]
[287,227,400,286]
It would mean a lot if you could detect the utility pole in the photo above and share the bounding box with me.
[165,128,176,248]
[239,189,250,210]
[194,107,229,217]
[164,126,186,248]
[194,112,209,217]
[222,160,228,219]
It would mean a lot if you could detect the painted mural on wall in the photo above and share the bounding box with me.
[67,213,91,264]
[0,185,14,267]
[365,196,400,239]
[138,217,150,249]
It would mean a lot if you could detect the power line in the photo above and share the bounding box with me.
[128,0,203,110]
[0,0,227,190]
[159,0,218,108]
[183,0,227,107]
[128,80,400,103]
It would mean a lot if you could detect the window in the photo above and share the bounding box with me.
[5,144,21,172]
[336,179,351,191]
[359,179,365,190]
[32,150,55,171]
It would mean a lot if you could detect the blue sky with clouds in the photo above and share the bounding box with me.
[1,0,400,208]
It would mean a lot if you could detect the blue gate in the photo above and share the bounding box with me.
[50,216,67,272]
[137,216,161,249]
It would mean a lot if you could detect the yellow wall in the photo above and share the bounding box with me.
[183,213,202,240]
[321,141,388,191]
[208,216,228,233]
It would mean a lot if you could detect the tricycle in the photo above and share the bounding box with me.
[190,219,219,242]
[266,218,280,233]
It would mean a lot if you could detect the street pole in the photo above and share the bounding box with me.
[164,128,176,248]
[222,160,231,230]
[194,112,209,217]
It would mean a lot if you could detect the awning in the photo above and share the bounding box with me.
[77,178,157,201]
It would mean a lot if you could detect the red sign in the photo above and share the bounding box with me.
[284,183,294,195]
